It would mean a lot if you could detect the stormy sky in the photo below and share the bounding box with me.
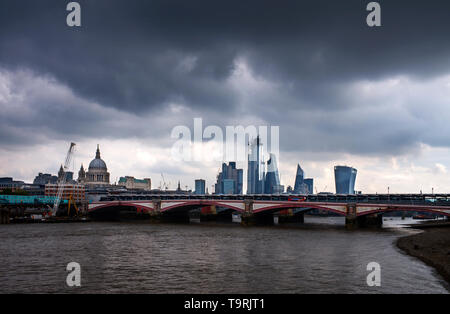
[1,0,450,193]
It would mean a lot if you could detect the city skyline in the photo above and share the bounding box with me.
[1,139,446,195]
[0,139,449,195]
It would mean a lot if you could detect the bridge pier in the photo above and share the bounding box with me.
[345,204,383,229]
[359,213,383,228]
[0,207,10,224]
[147,211,162,223]
[345,204,358,229]
[346,214,383,229]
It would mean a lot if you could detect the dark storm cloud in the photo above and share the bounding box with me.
[1,0,450,155]
[1,0,450,111]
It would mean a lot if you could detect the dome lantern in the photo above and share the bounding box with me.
[88,145,107,171]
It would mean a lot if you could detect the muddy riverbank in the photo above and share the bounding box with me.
[397,223,450,286]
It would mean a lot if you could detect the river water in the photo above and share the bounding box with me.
[0,217,448,293]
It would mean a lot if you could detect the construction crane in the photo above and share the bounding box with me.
[67,194,79,217]
[161,173,169,191]
[51,142,76,216]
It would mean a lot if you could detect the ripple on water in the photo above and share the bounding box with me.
[0,219,447,294]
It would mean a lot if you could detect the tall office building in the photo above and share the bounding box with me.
[264,153,284,194]
[334,166,357,194]
[215,162,243,194]
[195,179,206,195]
[247,136,265,194]
[293,164,308,194]
[304,178,314,195]
[33,173,58,185]
[222,179,235,194]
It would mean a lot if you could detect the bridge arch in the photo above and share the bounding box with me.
[252,202,347,216]
[88,201,154,218]
[160,200,245,213]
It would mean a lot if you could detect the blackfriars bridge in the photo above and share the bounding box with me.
[88,194,450,228]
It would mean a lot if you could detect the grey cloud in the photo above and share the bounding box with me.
[2,0,450,112]
[1,0,450,157]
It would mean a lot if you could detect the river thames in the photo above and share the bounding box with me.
[0,217,448,293]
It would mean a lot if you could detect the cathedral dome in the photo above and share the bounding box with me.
[88,145,107,171]
[89,158,107,170]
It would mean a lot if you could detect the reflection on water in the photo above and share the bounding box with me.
[0,217,448,293]
[382,216,444,228]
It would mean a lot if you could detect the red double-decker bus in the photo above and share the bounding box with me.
[288,196,306,202]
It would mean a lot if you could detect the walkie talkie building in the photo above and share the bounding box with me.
[334,166,357,194]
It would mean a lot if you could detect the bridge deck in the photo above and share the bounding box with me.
[99,194,450,207]
[89,194,450,218]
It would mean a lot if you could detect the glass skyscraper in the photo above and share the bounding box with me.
[293,164,307,194]
[334,166,357,194]
[222,179,235,194]
[304,178,314,195]
[264,153,284,194]
[215,162,243,194]
[247,136,265,194]
[195,179,206,195]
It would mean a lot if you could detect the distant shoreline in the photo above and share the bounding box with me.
[396,222,450,288]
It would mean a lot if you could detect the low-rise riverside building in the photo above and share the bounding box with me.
[118,176,152,191]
